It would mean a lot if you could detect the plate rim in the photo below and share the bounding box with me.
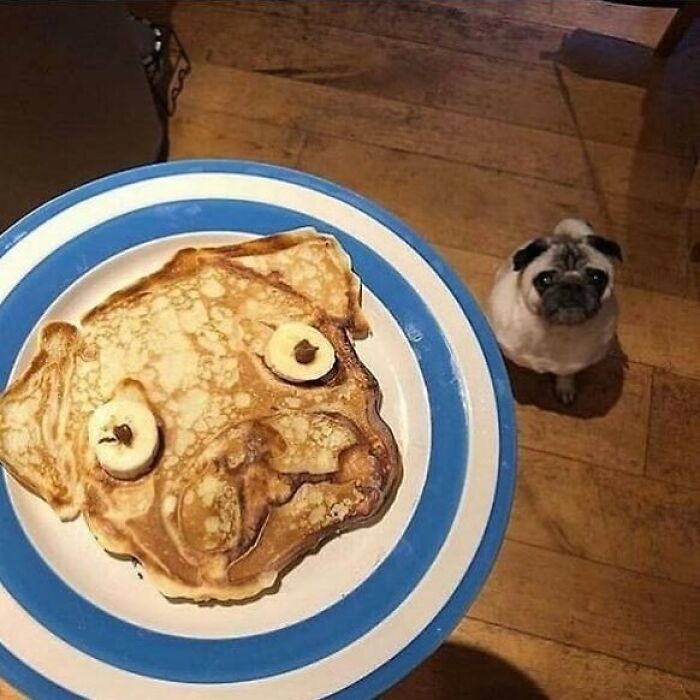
[0,159,517,699]
[0,201,465,673]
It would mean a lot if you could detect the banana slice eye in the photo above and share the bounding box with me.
[88,398,160,480]
[264,322,336,383]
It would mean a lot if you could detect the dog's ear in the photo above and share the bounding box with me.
[586,235,623,263]
[513,238,549,271]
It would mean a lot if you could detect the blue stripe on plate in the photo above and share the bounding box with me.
[0,645,78,700]
[0,200,467,682]
[0,160,516,699]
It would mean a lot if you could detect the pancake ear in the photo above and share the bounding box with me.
[513,238,549,271]
[586,235,623,262]
[0,322,82,519]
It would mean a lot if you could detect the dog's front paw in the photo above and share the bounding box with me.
[554,374,576,405]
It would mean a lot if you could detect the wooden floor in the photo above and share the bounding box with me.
[3,1,699,698]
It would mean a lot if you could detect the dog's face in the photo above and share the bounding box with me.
[513,223,622,326]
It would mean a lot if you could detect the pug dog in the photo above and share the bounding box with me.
[486,219,622,404]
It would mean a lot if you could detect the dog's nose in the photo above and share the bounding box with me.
[558,283,586,308]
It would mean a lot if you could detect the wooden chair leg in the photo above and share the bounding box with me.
[655,2,700,58]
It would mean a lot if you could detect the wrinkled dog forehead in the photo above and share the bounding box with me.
[515,236,599,276]
[549,236,591,271]
[512,219,622,274]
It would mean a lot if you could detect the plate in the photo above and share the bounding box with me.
[0,160,515,699]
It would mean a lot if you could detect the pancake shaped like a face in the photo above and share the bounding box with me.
[0,229,401,601]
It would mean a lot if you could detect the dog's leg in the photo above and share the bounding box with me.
[554,374,576,404]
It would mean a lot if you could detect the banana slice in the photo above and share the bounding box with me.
[264,322,336,383]
[88,398,160,480]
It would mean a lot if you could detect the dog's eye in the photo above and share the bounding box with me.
[586,268,608,288]
[534,271,556,290]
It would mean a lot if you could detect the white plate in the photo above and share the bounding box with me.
[0,160,516,699]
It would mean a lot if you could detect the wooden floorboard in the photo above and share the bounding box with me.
[511,358,652,474]
[0,685,21,700]
[178,63,698,209]
[511,447,700,586]
[616,286,700,379]
[470,540,700,678]
[208,0,700,99]
[296,133,692,298]
[429,0,675,45]
[174,2,700,158]
[690,208,700,298]
[439,619,700,700]
[216,0,572,67]
[647,370,700,489]
[168,102,306,164]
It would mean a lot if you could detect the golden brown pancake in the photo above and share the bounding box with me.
[0,229,401,601]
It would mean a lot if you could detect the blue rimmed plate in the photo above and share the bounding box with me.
[0,160,515,699]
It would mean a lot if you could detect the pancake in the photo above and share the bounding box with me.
[0,229,401,601]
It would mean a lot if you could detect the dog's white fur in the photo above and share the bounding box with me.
[487,219,618,381]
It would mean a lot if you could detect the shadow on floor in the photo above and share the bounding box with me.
[382,643,549,700]
[543,27,699,299]
[543,25,699,163]
[506,340,627,418]
[542,25,700,93]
